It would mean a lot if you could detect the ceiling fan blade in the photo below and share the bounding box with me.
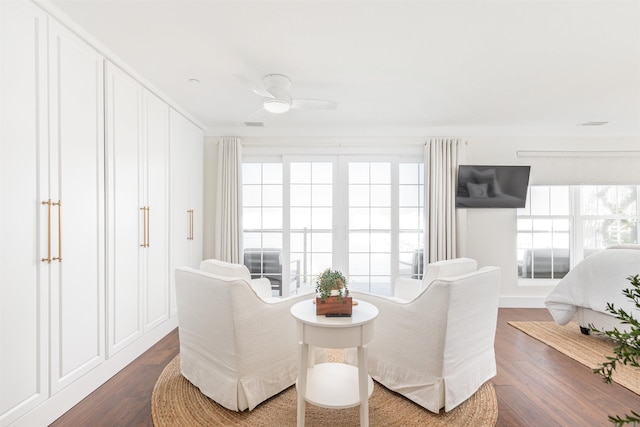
[233,74,273,98]
[246,105,268,120]
[291,98,338,110]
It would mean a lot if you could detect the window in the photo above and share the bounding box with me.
[242,163,285,294]
[348,162,392,294]
[290,162,334,287]
[517,185,640,281]
[242,156,424,296]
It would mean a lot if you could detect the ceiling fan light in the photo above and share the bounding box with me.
[264,99,290,114]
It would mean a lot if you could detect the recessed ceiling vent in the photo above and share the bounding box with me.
[244,121,264,127]
[577,121,609,126]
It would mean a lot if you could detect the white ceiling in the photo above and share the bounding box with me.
[49,0,640,138]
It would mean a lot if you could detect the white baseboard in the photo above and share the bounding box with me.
[499,296,547,308]
[10,317,178,427]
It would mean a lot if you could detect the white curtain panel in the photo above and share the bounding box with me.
[424,138,462,262]
[214,137,243,263]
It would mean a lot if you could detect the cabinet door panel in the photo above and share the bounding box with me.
[169,110,195,315]
[106,63,143,356]
[0,2,49,422]
[144,89,169,330]
[48,21,105,393]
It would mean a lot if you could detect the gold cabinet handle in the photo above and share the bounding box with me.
[146,207,150,247]
[140,207,146,247]
[52,200,61,262]
[140,206,150,248]
[187,209,194,240]
[41,199,52,263]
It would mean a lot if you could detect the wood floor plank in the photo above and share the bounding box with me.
[50,309,639,426]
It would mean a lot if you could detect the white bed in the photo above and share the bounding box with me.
[544,245,640,334]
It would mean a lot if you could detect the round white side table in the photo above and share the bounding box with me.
[290,299,378,427]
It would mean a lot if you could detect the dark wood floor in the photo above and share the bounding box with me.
[51,308,639,426]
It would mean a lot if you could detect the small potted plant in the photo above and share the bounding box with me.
[315,268,352,316]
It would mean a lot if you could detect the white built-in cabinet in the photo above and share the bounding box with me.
[0,2,202,426]
[47,14,106,395]
[1,3,106,425]
[105,62,170,356]
[169,110,204,315]
[1,2,50,422]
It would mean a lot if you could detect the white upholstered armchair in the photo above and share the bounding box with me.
[393,257,478,301]
[346,262,500,412]
[199,258,273,299]
[174,265,319,411]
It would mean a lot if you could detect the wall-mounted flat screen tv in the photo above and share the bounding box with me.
[455,165,531,208]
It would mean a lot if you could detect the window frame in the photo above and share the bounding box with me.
[241,148,425,296]
[517,184,640,286]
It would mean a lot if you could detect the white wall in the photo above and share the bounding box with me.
[463,136,640,306]
[202,135,640,307]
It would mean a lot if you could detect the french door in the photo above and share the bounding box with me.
[242,155,424,296]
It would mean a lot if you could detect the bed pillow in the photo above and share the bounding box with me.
[471,168,503,197]
[456,167,474,197]
[467,182,489,198]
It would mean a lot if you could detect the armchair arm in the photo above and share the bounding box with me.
[250,277,272,299]
[393,277,423,301]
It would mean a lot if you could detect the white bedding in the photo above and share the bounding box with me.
[544,246,640,325]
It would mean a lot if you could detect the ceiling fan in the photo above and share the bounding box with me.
[234,74,337,114]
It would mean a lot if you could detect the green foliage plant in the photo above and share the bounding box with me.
[592,274,640,426]
[315,268,348,302]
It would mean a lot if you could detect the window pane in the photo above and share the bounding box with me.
[291,185,311,206]
[399,208,419,230]
[369,276,391,296]
[262,207,282,229]
[370,208,390,229]
[312,162,332,184]
[290,162,311,184]
[370,162,390,184]
[243,185,261,207]
[262,232,282,249]
[618,186,638,215]
[290,207,311,229]
[370,254,390,275]
[349,232,369,252]
[311,253,333,275]
[291,232,305,253]
[349,277,370,293]
[549,186,570,215]
[349,163,369,184]
[243,207,262,229]
[311,232,332,252]
[312,184,332,206]
[262,185,282,207]
[399,185,419,206]
[399,232,422,252]
[312,207,332,229]
[370,185,391,206]
[262,163,282,184]
[530,186,550,215]
[243,232,261,249]
[349,185,370,206]
[349,208,370,229]
[370,232,390,252]
[349,254,370,275]
[399,163,419,185]
[242,163,261,184]
[584,219,638,248]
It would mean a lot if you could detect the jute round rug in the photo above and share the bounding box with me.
[151,355,498,426]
